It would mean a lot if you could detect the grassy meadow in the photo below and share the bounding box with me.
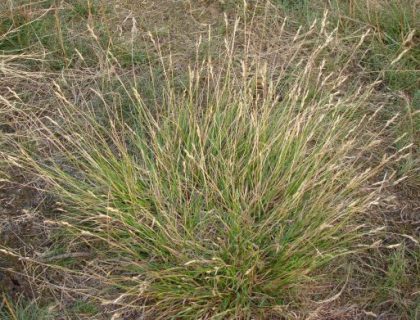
[0,0,419,319]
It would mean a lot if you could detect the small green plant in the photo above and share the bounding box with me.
[376,247,420,318]
[70,300,99,316]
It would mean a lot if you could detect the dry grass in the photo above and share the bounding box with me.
[0,0,418,319]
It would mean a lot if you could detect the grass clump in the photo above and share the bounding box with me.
[0,295,53,320]
[344,0,419,93]
[2,23,404,318]
[0,1,127,69]
[276,0,419,94]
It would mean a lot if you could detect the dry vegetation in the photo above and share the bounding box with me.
[0,0,419,319]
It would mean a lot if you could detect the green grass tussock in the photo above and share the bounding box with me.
[1,1,418,319]
[2,26,403,318]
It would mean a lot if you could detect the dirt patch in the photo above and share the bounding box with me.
[0,172,51,300]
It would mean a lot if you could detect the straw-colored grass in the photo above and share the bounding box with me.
[1,1,418,319]
[2,23,407,317]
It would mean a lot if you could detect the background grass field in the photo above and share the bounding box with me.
[0,0,418,319]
